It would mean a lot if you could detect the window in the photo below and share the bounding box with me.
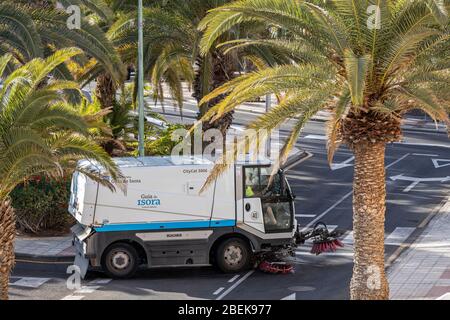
[244,166,282,198]
[243,166,293,233]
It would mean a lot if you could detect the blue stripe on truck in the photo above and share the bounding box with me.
[94,219,236,232]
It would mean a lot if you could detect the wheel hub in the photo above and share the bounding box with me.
[111,251,130,270]
[224,245,243,265]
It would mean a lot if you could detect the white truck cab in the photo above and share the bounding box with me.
[69,156,297,278]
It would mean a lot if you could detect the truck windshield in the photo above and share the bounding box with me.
[244,166,293,233]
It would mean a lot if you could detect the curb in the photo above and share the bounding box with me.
[15,252,75,264]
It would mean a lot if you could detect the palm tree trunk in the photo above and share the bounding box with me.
[95,73,116,109]
[0,198,16,300]
[350,142,389,300]
[193,51,235,137]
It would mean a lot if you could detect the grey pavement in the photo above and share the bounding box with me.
[388,195,450,300]
[15,235,74,259]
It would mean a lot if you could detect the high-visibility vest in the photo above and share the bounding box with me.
[246,186,255,197]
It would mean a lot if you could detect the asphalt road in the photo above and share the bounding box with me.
[9,100,450,300]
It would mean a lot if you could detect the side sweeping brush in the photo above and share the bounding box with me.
[311,238,344,255]
[295,222,345,255]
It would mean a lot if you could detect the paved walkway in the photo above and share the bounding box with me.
[15,235,74,259]
[388,195,450,300]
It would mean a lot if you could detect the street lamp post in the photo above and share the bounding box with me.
[137,0,145,157]
[265,94,271,158]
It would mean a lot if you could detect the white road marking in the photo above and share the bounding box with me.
[228,275,240,283]
[10,277,50,288]
[295,214,316,218]
[326,225,338,232]
[385,227,416,245]
[331,156,354,170]
[216,270,254,300]
[301,191,352,232]
[436,293,450,300]
[89,279,112,285]
[395,142,450,149]
[385,153,411,169]
[390,174,450,192]
[342,231,354,245]
[412,153,439,157]
[295,251,354,257]
[281,293,296,300]
[304,134,327,140]
[432,158,450,168]
[213,287,225,295]
[61,295,84,300]
[74,285,101,294]
[302,154,410,231]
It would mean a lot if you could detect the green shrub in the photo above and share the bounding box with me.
[10,176,73,234]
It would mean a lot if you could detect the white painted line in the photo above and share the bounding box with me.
[281,293,296,300]
[331,156,354,170]
[295,251,354,257]
[61,295,84,300]
[304,134,326,140]
[394,142,450,149]
[403,180,419,192]
[412,153,439,157]
[342,231,354,245]
[385,153,411,169]
[74,285,101,294]
[295,214,316,218]
[216,270,255,300]
[89,279,112,285]
[432,158,450,168]
[390,174,450,192]
[10,277,50,288]
[302,153,410,232]
[385,227,416,245]
[213,287,225,295]
[301,191,352,232]
[436,292,450,300]
[228,275,240,283]
[326,225,338,232]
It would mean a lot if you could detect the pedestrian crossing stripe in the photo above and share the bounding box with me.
[9,277,50,288]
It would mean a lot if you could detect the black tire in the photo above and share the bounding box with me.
[101,243,139,279]
[215,238,252,273]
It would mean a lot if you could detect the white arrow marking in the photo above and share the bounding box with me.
[390,174,450,192]
[432,159,450,169]
[281,293,296,300]
[331,156,354,170]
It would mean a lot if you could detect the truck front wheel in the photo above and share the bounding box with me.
[102,243,139,279]
[216,238,251,273]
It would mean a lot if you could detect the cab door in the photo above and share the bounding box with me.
[243,167,265,233]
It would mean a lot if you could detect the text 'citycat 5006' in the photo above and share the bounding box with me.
[69,156,342,278]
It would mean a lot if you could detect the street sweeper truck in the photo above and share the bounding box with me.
[69,156,342,278]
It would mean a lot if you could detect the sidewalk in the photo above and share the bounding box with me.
[388,196,450,300]
[15,235,74,262]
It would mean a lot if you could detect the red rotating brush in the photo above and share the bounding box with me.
[311,238,344,255]
[259,261,294,274]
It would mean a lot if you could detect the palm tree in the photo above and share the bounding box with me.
[198,0,450,299]
[0,49,121,300]
[0,1,126,105]
[109,0,253,135]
